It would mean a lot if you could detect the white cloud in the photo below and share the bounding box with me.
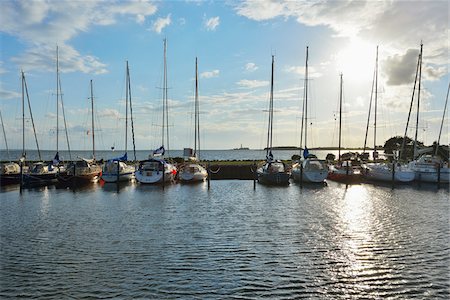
[245,63,258,72]
[237,79,269,89]
[204,16,220,31]
[152,14,171,34]
[0,62,7,75]
[0,88,21,100]
[200,70,220,78]
[285,65,322,78]
[0,0,157,74]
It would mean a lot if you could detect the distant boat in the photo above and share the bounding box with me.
[361,46,415,183]
[58,80,102,184]
[135,38,177,184]
[327,73,362,184]
[101,61,135,183]
[233,144,249,150]
[257,55,290,186]
[179,57,208,183]
[291,46,328,184]
[405,43,449,183]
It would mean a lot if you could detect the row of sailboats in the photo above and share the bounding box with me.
[257,44,448,186]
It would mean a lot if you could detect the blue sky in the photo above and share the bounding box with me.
[0,0,448,152]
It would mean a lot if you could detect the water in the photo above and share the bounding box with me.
[1,180,448,298]
[1,149,361,162]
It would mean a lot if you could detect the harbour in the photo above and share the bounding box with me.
[1,180,449,299]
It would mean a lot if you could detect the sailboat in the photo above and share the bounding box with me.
[327,73,362,183]
[101,61,136,183]
[135,38,177,184]
[58,80,102,183]
[361,46,415,183]
[0,110,21,185]
[405,43,450,183]
[256,55,290,185]
[179,57,208,183]
[19,71,58,186]
[291,46,328,183]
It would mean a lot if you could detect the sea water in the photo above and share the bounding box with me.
[0,180,448,298]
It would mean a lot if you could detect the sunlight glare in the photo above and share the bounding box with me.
[336,38,377,83]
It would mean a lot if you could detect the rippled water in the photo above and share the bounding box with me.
[1,181,449,299]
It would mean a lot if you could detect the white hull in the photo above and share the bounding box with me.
[179,163,207,182]
[135,170,175,184]
[414,169,450,183]
[291,159,328,183]
[101,172,134,183]
[101,162,135,183]
[409,156,450,183]
[363,163,415,183]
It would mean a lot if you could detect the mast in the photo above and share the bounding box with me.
[338,73,343,160]
[127,62,136,161]
[435,82,449,156]
[56,46,59,153]
[266,55,275,157]
[400,44,421,160]
[21,71,25,159]
[23,71,42,161]
[125,61,129,154]
[373,45,379,158]
[413,43,423,159]
[59,75,72,160]
[304,46,309,150]
[90,79,95,159]
[161,38,170,156]
[194,57,200,159]
[0,110,11,162]
[363,52,377,155]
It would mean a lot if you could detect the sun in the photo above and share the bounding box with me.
[336,38,378,83]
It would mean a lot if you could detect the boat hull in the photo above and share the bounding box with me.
[179,164,207,183]
[257,171,290,185]
[135,170,175,184]
[362,164,415,183]
[0,173,21,185]
[22,172,58,186]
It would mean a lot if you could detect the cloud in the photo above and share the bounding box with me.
[245,62,258,72]
[11,44,108,74]
[99,108,121,119]
[237,79,269,89]
[204,16,220,31]
[152,14,171,34]
[0,62,7,75]
[0,0,157,74]
[200,70,219,78]
[285,65,322,78]
[383,48,419,86]
[0,88,21,100]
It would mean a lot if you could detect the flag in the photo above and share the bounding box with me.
[303,147,309,159]
[266,150,274,162]
[153,145,165,156]
[52,152,60,165]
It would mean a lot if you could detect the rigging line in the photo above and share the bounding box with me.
[128,62,137,162]
[435,81,450,156]
[413,43,423,159]
[23,72,42,161]
[0,110,11,162]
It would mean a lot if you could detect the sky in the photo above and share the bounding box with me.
[0,0,448,152]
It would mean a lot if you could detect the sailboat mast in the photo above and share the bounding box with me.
[436,82,450,156]
[338,73,343,160]
[413,43,423,159]
[304,46,309,150]
[90,79,95,159]
[56,46,59,153]
[127,63,136,161]
[373,45,378,156]
[194,57,199,158]
[125,61,129,154]
[23,72,42,161]
[266,55,275,156]
[0,110,11,162]
[21,71,25,158]
[400,45,421,160]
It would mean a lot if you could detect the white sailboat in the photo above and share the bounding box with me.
[58,80,102,183]
[405,43,449,183]
[179,57,207,183]
[135,38,177,184]
[362,46,415,183]
[257,55,290,186]
[291,46,328,183]
[327,73,362,184]
[102,61,136,183]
